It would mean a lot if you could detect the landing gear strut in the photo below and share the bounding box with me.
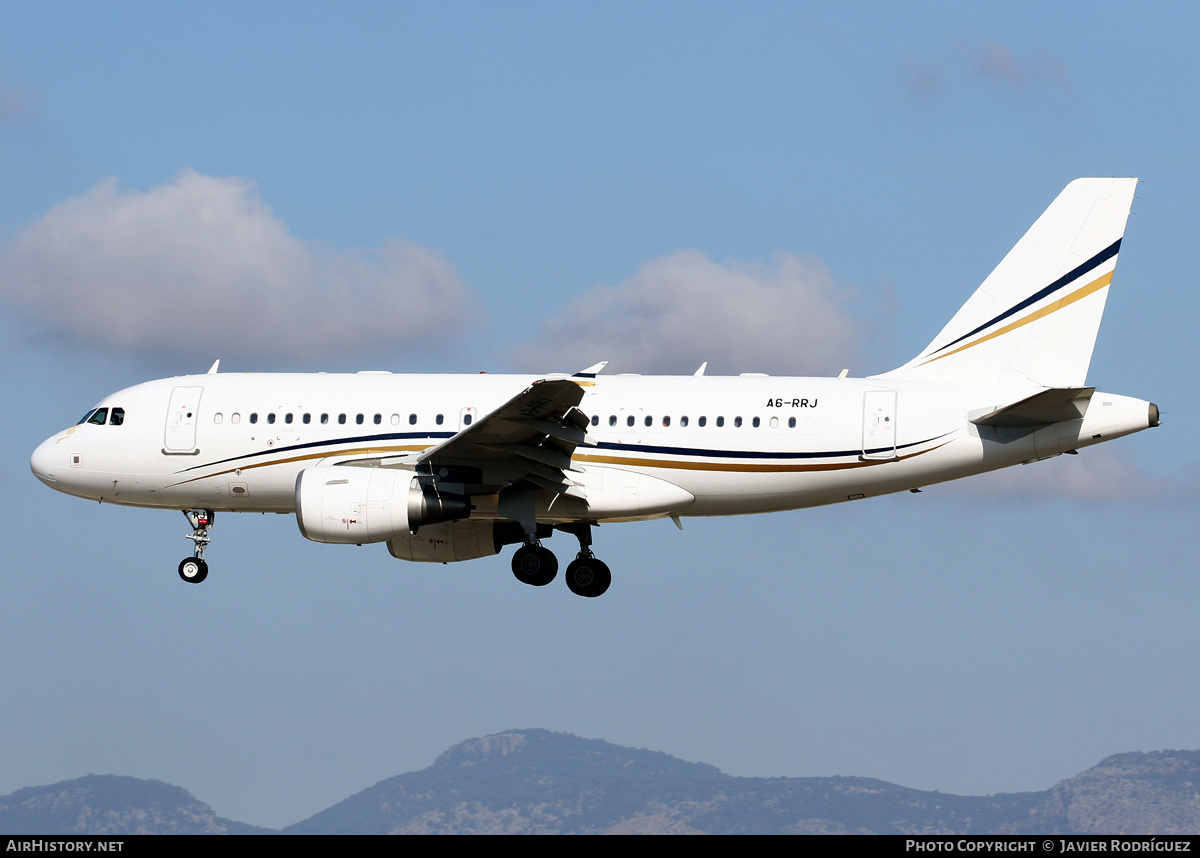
[178,509,214,584]
[559,523,611,598]
[511,539,558,586]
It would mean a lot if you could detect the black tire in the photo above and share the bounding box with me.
[178,557,208,584]
[512,545,558,586]
[565,557,611,598]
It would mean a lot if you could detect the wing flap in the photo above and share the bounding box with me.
[412,377,591,495]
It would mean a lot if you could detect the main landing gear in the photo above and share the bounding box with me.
[511,540,558,587]
[178,509,214,584]
[564,553,611,599]
[510,523,611,598]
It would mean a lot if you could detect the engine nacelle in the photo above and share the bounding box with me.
[387,520,503,563]
[295,465,470,544]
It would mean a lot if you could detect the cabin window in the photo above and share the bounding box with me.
[626,416,635,427]
[662,416,671,427]
[213,413,223,424]
[267,413,276,424]
[87,408,108,426]
[250,413,258,424]
[464,413,473,425]
[644,416,653,427]
[770,416,778,429]
[609,415,617,426]
[680,416,689,427]
[409,414,417,425]
[391,414,399,425]
[109,408,125,426]
[752,417,760,428]
[698,416,707,427]
[734,417,743,428]
[302,413,311,424]
[788,416,796,428]
[320,413,329,425]
[716,416,724,427]
[285,413,293,424]
[436,414,444,425]
[338,414,346,424]
[231,412,240,425]
[356,414,364,425]
[374,413,382,425]
[591,415,599,426]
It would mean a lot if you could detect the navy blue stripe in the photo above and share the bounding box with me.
[182,431,952,478]
[930,238,1121,356]
[589,434,948,460]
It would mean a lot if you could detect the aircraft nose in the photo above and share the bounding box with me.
[30,437,57,486]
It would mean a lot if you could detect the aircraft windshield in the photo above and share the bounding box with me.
[86,408,108,426]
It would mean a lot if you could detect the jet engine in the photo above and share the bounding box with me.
[295,464,470,545]
[387,520,504,563]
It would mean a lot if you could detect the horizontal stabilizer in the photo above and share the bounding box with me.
[971,387,1094,428]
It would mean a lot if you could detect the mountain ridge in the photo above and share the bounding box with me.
[4,731,1198,834]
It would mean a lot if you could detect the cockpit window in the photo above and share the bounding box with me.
[109,408,125,426]
[87,408,109,426]
[77,410,95,425]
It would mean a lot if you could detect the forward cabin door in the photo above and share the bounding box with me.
[164,386,203,453]
[861,390,897,460]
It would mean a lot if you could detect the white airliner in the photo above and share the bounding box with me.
[30,178,1158,597]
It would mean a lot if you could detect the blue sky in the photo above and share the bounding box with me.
[2,2,1197,829]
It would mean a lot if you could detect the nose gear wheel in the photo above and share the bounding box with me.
[178,509,215,584]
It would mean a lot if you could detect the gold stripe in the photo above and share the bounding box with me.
[167,444,431,487]
[170,439,950,487]
[918,271,1113,367]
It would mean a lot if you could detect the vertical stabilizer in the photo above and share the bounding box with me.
[876,178,1137,387]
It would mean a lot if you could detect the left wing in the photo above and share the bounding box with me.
[414,377,593,496]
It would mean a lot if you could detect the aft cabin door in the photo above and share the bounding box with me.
[164,386,203,453]
[861,390,897,460]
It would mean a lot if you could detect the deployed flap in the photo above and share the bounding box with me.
[971,387,1094,428]
[416,378,590,495]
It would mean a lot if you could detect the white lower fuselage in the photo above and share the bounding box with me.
[30,372,1156,523]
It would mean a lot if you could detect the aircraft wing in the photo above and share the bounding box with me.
[413,377,592,495]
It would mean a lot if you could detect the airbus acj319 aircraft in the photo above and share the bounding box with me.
[30,178,1158,597]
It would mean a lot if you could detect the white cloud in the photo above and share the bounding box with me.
[510,250,864,376]
[940,445,1173,502]
[971,40,1069,91]
[902,38,1071,99]
[0,171,480,365]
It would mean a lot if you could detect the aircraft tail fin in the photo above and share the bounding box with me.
[875,178,1137,387]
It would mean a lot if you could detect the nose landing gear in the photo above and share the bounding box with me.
[178,509,214,584]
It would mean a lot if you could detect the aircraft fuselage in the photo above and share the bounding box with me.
[31,371,1155,521]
